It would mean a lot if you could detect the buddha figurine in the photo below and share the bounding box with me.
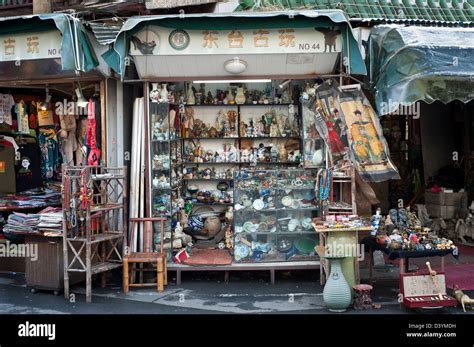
[278,143,287,162]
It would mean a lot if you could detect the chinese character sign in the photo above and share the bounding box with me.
[0,31,61,62]
[130,26,342,55]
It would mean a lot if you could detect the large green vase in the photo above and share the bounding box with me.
[327,231,357,290]
[323,256,352,312]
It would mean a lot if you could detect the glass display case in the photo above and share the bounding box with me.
[233,169,319,263]
[149,102,182,253]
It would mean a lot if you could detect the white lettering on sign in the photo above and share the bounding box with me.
[130,26,342,56]
[0,30,61,62]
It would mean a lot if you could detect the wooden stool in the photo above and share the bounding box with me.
[123,218,167,293]
[353,284,373,310]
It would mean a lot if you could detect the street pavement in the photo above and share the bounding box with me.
[0,270,472,314]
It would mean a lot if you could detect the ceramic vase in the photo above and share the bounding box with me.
[160,83,168,103]
[150,83,161,103]
[227,87,235,104]
[323,256,352,312]
[187,83,195,105]
[327,231,357,290]
[235,87,246,105]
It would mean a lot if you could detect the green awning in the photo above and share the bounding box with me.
[0,13,98,72]
[368,25,474,115]
[104,10,367,78]
[237,0,473,24]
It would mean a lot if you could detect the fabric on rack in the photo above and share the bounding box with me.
[29,102,38,130]
[15,101,30,135]
[38,132,59,181]
[92,94,102,149]
[0,143,16,194]
[60,129,77,167]
[86,100,100,166]
[15,142,42,192]
[0,94,15,125]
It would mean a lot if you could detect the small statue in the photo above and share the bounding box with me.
[205,91,214,104]
[453,285,474,312]
[239,120,246,137]
[278,143,287,162]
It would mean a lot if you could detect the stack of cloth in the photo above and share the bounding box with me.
[3,207,63,236]
[3,213,41,234]
[37,207,63,235]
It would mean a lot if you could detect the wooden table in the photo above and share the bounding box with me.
[314,226,372,286]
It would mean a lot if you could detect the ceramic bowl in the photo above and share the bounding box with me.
[301,217,313,230]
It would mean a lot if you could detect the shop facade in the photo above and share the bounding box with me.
[0,13,119,289]
[101,10,384,286]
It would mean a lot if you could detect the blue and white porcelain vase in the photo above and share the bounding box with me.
[323,256,352,312]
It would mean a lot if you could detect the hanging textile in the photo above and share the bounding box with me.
[86,100,100,166]
[308,80,399,182]
[38,131,60,181]
[338,86,400,182]
[59,114,78,167]
[76,117,87,166]
[0,93,15,125]
[15,101,30,135]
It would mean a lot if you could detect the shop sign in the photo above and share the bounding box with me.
[130,26,342,56]
[0,30,61,62]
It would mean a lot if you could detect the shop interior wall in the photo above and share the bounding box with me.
[420,101,456,182]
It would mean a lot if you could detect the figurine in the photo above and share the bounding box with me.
[278,143,287,162]
[239,120,246,137]
[227,110,238,136]
[186,83,195,105]
[270,120,280,137]
[453,285,474,312]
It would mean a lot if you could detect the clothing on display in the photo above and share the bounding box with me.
[0,143,16,194]
[0,93,15,125]
[15,101,30,135]
[86,100,100,166]
[38,130,60,181]
[15,142,43,192]
[59,114,78,166]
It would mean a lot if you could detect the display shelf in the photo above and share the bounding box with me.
[62,165,127,303]
[182,137,239,140]
[233,169,318,263]
[182,178,233,181]
[190,201,234,206]
[240,136,301,140]
[67,262,122,275]
[236,231,316,235]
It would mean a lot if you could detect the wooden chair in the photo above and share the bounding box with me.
[123,217,168,293]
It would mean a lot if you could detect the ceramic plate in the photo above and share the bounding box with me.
[253,199,264,210]
[281,196,293,207]
[243,221,254,233]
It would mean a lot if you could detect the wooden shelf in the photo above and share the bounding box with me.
[67,233,123,244]
[68,262,122,275]
[90,204,123,213]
